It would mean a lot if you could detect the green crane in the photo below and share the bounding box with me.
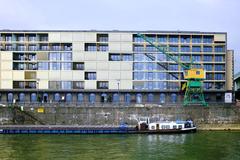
[137,33,207,106]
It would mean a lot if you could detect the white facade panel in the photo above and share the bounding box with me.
[85,80,96,89]
[48,32,61,42]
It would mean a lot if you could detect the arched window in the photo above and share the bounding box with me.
[19,93,25,103]
[171,93,177,103]
[124,93,131,104]
[43,93,48,103]
[7,93,13,103]
[77,93,84,103]
[136,93,142,104]
[31,93,37,102]
[101,93,107,103]
[147,93,154,103]
[66,93,72,103]
[113,93,119,103]
[160,93,165,104]
[89,93,96,104]
[54,93,60,102]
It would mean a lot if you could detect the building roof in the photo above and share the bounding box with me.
[0,29,227,34]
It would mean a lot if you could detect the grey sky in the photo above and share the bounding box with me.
[0,0,239,72]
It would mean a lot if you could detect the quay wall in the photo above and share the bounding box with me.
[0,104,240,129]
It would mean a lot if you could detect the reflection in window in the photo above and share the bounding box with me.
[125,94,131,104]
[147,93,154,103]
[136,93,142,104]
[113,93,119,103]
[66,93,72,102]
[89,93,96,104]
[77,93,84,103]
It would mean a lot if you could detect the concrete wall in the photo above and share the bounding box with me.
[0,105,239,126]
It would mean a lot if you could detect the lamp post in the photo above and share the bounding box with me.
[117,79,120,104]
[36,78,40,104]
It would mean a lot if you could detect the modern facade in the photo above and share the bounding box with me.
[0,30,234,105]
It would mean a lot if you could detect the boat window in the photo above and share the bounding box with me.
[173,125,177,129]
[166,125,170,129]
[151,126,155,130]
[178,125,182,129]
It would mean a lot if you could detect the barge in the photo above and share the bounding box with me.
[0,119,196,134]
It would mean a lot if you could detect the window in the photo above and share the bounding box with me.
[7,93,13,103]
[181,55,190,61]
[99,44,108,51]
[204,64,213,71]
[50,62,61,70]
[169,64,178,71]
[215,73,224,80]
[51,44,61,51]
[133,72,144,80]
[169,46,178,52]
[215,83,224,89]
[97,34,108,42]
[136,93,142,104]
[181,36,190,43]
[171,93,177,103]
[203,36,213,43]
[73,62,84,70]
[85,43,97,51]
[49,52,61,61]
[109,54,121,61]
[168,82,179,90]
[49,81,61,89]
[215,46,225,52]
[133,35,144,42]
[147,93,154,103]
[169,36,178,43]
[192,36,201,43]
[38,62,49,70]
[97,81,109,89]
[54,93,60,102]
[31,93,37,102]
[19,93,25,103]
[215,65,224,71]
[206,73,214,80]
[66,93,72,103]
[192,55,201,62]
[77,93,84,103]
[157,35,167,43]
[204,82,213,89]
[160,93,165,103]
[133,45,144,52]
[192,46,201,52]
[61,63,72,70]
[203,55,212,62]
[85,72,96,80]
[215,55,224,62]
[62,81,72,89]
[73,81,84,89]
[113,93,120,103]
[122,54,133,61]
[89,93,96,104]
[61,52,72,61]
[203,46,212,52]
[125,94,131,104]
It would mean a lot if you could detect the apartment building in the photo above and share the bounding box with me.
[0,30,234,104]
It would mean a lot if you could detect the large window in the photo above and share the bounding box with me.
[215,55,224,62]
[61,63,72,70]
[192,36,201,43]
[38,62,49,70]
[61,52,72,61]
[62,81,72,89]
[204,64,213,71]
[215,64,225,71]
[181,36,190,43]
[136,93,142,104]
[203,36,213,43]
[77,93,84,103]
[215,46,225,52]
[89,93,96,104]
[157,35,167,43]
[203,55,213,62]
[203,46,212,52]
[66,93,72,103]
[147,93,154,103]
[181,46,190,52]
[124,94,131,104]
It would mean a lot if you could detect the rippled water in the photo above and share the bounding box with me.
[0,131,240,160]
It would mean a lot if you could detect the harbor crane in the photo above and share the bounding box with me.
[137,33,207,106]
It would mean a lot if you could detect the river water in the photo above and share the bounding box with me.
[0,131,239,160]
